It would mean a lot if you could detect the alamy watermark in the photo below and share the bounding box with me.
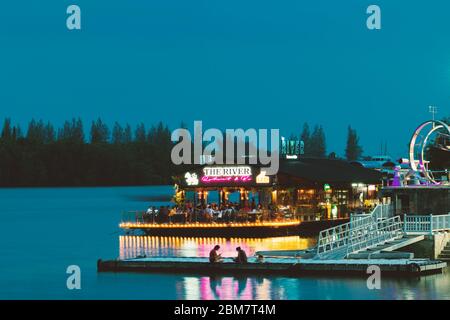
[367,5,381,30]
[66,5,81,30]
[366,265,381,290]
[66,265,81,290]
[65,4,382,32]
[171,121,280,175]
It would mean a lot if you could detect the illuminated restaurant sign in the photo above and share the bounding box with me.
[201,166,252,183]
[183,165,273,186]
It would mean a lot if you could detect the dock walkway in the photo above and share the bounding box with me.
[97,256,447,277]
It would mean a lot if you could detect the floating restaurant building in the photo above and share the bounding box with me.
[120,156,383,237]
[174,157,383,222]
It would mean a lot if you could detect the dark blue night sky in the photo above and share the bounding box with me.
[1,1,449,158]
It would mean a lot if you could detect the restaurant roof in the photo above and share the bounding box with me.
[175,157,383,188]
[278,158,383,184]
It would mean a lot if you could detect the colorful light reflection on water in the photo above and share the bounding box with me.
[180,276,273,300]
[118,235,450,300]
[1,186,448,300]
[119,235,316,300]
[119,235,316,260]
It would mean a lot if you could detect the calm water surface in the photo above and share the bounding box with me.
[0,186,448,300]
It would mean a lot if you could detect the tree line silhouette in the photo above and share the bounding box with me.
[0,118,174,187]
[0,118,364,187]
[0,117,357,187]
[5,116,444,187]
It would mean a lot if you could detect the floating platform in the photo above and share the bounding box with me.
[119,219,348,238]
[97,256,447,277]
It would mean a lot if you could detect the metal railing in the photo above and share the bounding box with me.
[350,204,393,223]
[371,203,394,220]
[346,216,403,255]
[316,204,400,259]
[432,214,450,231]
[404,213,450,234]
[122,211,147,224]
[121,208,294,225]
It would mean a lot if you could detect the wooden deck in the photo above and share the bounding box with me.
[97,256,447,277]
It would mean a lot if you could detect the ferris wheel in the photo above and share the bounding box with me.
[409,119,450,184]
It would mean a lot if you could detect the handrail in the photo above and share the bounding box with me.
[432,214,450,231]
[121,210,147,223]
[316,204,398,259]
[404,213,450,234]
[121,209,295,225]
[316,209,374,258]
[346,216,403,255]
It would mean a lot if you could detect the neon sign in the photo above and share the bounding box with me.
[203,166,252,177]
[201,166,253,184]
[201,176,252,183]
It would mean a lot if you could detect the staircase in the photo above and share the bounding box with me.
[315,205,450,260]
[346,235,424,259]
[363,235,424,252]
[438,241,450,261]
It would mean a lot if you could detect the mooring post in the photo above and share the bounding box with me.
[430,214,433,236]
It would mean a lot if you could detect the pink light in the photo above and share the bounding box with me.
[201,175,252,183]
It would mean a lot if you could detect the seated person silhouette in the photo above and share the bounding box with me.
[209,245,223,263]
[233,247,248,264]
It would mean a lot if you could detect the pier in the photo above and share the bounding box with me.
[97,256,446,277]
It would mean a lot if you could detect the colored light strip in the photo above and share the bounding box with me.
[119,220,301,229]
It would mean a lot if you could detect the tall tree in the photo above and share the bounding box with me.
[154,121,171,146]
[1,118,22,142]
[11,124,22,141]
[90,118,110,144]
[147,124,157,144]
[44,122,55,143]
[345,126,363,161]
[58,118,84,143]
[73,118,85,143]
[309,125,326,157]
[112,122,124,144]
[57,120,71,141]
[27,119,46,144]
[135,123,146,143]
[1,118,12,141]
[179,121,187,129]
[123,124,132,143]
[300,122,310,156]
